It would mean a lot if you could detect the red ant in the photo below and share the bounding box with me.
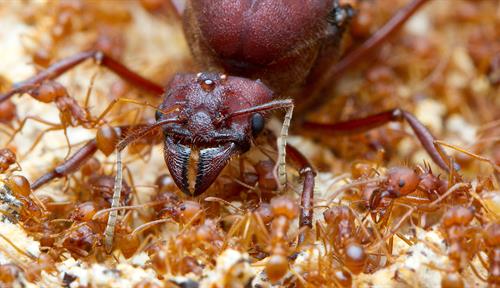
[322,206,368,275]
[364,165,460,229]
[211,195,300,283]
[434,206,483,287]
[146,217,224,277]
[0,148,17,173]
[263,196,300,283]
[0,100,16,124]
[0,0,450,254]
[483,222,499,286]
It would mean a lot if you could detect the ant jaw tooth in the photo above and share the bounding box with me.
[164,138,238,197]
[192,143,238,196]
[164,137,191,195]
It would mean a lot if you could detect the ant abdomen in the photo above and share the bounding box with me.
[441,273,465,288]
[344,241,367,275]
[69,201,100,222]
[116,233,140,259]
[62,223,98,258]
[184,0,352,93]
[0,100,16,123]
[87,174,131,207]
[96,125,119,156]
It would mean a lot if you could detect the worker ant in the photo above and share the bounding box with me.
[483,222,500,286]
[322,206,368,275]
[0,0,450,255]
[0,148,17,173]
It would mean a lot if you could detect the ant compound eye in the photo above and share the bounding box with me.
[398,179,405,188]
[196,72,220,91]
[251,113,265,136]
[200,79,215,92]
[155,110,162,122]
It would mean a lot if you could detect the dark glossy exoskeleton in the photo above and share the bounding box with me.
[184,0,353,95]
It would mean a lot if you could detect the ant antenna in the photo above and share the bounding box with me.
[131,218,175,236]
[205,197,244,213]
[434,140,500,173]
[275,104,294,191]
[219,98,295,190]
[104,117,181,253]
[105,148,122,254]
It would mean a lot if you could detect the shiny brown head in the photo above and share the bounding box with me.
[156,72,274,196]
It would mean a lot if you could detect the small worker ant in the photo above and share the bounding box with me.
[431,205,496,287]
[0,0,450,255]
[322,206,368,275]
[264,196,300,283]
[0,148,17,173]
[483,222,500,286]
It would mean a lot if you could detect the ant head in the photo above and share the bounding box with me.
[156,72,274,196]
[385,167,420,197]
[323,205,351,225]
[442,206,474,228]
[369,167,420,209]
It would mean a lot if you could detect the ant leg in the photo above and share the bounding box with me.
[93,98,161,126]
[141,0,183,20]
[299,0,431,113]
[0,50,164,103]
[0,126,11,138]
[9,115,72,161]
[301,108,451,172]
[7,116,60,145]
[29,123,160,190]
[286,144,316,244]
[31,139,98,190]
[21,125,67,160]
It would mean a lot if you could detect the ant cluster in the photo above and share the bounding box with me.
[0,0,499,287]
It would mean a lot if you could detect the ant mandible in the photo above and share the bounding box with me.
[0,0,448,253]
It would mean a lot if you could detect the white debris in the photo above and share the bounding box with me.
[200,249,255,288]
[446,114,477,145]
[130,252,150,267]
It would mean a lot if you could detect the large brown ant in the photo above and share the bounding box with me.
[0,0,451,255]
